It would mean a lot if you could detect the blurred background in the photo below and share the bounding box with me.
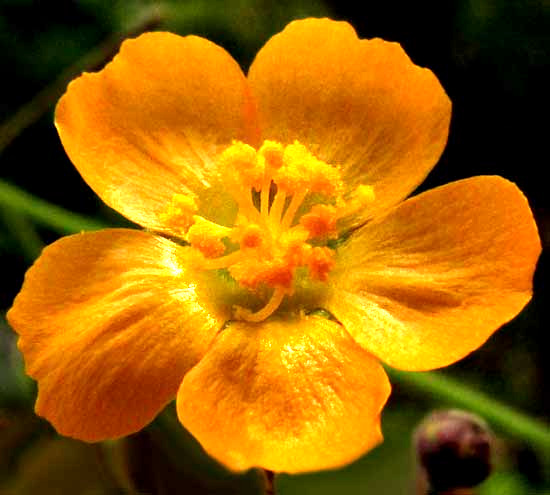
[0,0,548,493]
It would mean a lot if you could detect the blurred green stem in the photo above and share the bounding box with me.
[0,5,163,153]
[0,180,108,234]
[2,179,549,454]
[0,207,43,261]
[387,367,550,452]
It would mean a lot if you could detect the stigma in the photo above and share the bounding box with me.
[160,140,374,322]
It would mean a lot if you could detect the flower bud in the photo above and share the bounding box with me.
[414,409,493,492]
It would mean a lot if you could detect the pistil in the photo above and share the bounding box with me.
[234,287,287,322]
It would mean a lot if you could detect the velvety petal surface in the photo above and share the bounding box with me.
[177,316,391,473]
[56,32,259,233]
[248,18,451,223]
[325,176,540,370]
[7,229,228,441]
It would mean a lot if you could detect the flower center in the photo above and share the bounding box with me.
[160,140,374,322]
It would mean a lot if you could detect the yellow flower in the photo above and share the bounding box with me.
[7,19,540,473]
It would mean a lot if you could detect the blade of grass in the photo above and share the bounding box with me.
[0,207,44,261]
[0,180,109,234]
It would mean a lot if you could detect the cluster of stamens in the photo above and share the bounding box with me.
[160,140,374,322]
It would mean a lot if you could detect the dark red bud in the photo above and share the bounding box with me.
[414,409,493,492]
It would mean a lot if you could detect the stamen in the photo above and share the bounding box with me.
[281,189,307,230]
[269,188,287,226]
[158,193,198,233]
[273,142,311,194]
[218,141,264,223]
[260,179,271,218]
[219,141,264,191]
[186,216,231,258]
[234,189,263,224]
[258,140,284,219]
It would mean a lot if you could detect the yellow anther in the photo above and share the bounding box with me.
[273,141,343,197]
[187,216,231,258]
[353,184,375,204]
[219,141,264,191]
[273,142,313,194]
[158,193,198,233]
[299,204,339,239]
[306,160,343,197]
[338,184,376,218]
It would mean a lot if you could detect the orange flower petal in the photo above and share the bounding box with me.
[7,229,227,441]
[248,18,451,224]
[55,32,259,233]
[325,176,541,371]
[177,316,391,473]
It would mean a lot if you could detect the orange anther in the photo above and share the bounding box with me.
[187,216,230,258]
[306,247,335,282]
[238,224,264,249]
[258,140,284,172]
[300,204,338,239]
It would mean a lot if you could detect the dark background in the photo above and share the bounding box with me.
[1,1,548,493]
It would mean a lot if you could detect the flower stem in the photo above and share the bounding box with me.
[387,367,550,452]
[421,487,475,495]
[0,180,109,234]
[261,469,276,495]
